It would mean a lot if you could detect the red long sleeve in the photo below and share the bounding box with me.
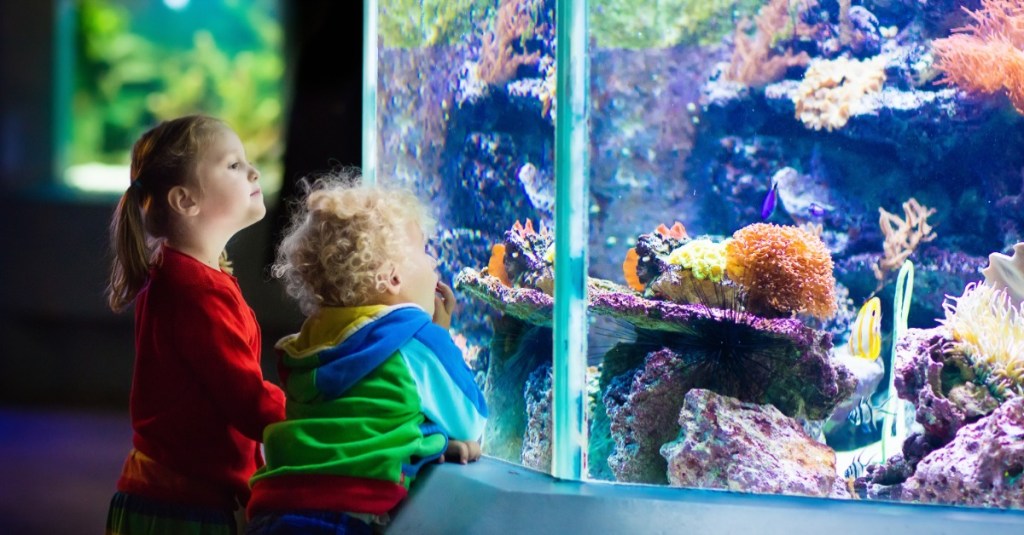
[120,247,285,507]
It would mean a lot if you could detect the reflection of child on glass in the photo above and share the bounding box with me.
[246,173,488,534]
[105,115,286,534]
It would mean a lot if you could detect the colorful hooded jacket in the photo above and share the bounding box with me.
[247,304,487,517]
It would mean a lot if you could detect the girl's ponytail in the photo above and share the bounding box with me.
[107,182,153,312]
[105,114,225,312]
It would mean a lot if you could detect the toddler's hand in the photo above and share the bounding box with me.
[439,439,482,465]
[433,281,456,329]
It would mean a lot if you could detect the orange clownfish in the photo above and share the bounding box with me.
[487,243,511,287]
[622,248,645,292]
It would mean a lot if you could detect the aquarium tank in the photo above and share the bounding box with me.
[61,0,284,194]
[370,0,1024,510]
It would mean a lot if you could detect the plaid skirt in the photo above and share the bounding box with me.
[106,491,239,535]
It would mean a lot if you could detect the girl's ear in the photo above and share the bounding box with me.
[167,186,200,216]
[378,263,402,296]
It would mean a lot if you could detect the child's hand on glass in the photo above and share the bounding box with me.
[439,439,481,465]
[433,281,456,329]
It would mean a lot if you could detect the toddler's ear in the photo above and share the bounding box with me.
[378,264,402,295]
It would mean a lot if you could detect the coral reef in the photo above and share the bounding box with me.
[902,396,1024,508]
[725,223,838,320]
[589,289,854,421]
[661,389,839,497]
[932,0,1024,114]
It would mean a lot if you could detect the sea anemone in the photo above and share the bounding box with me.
[725,223,837,320]
[941,282,1024,397]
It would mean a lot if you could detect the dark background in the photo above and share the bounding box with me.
[0,1,362,531]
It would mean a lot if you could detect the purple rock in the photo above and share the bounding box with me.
[902,397,1024,509]
[522,363,553,472]
[895,326,1000,444]
[604,349,691,484]
[661,389,839,497]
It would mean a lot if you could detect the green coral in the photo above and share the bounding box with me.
[666,238,730,282]
[379,0,493,48]
[591,0,763,49]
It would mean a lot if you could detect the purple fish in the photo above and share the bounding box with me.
[761,180,778,220]
[808,202,827,218]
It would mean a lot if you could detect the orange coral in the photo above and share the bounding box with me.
[725,223,837,320]
[655,221,688,241]
[725,0,816,87]
[478,0,542,86]
[932,0,1024,114]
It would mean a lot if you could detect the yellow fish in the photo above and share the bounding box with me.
[849,297,882,360]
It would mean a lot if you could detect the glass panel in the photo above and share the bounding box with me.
[64,0,284,195]
[582,0,1024,513]
[375,0,559,472]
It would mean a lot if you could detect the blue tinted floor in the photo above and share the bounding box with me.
[0,407,130,534]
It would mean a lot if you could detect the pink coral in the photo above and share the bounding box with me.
[932,0,1024,114]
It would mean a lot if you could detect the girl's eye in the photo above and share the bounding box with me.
[230,162,241,170]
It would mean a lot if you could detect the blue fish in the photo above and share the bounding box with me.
[760,180,779,220]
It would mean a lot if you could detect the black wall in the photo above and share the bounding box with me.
[0,1,362,409]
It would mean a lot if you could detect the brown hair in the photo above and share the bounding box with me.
[106,114,227,312]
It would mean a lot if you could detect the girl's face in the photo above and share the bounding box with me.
[193,127,265,234]
[393,221,439,314]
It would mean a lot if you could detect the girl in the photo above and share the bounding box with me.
[105,115,286,534]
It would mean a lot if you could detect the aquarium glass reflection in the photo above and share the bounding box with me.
[375,0,1024,509]
[65,0,284,194]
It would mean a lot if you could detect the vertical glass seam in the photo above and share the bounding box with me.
[361,0,378,186]
[552,0,589,481]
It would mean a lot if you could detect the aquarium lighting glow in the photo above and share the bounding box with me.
[64,163,130,194]
[163,0,189,11]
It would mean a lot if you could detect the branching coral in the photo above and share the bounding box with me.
[941,282,1024,397]
[793,55,887,131]
[725,0,816,87]
[725,223,837,320]
[931,0,1024,114]
[478,0,542,86]
[872,197,937,286]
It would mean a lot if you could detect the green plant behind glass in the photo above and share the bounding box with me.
[590,0,763,49]
[71,0,283,190]
[379,0,493,48]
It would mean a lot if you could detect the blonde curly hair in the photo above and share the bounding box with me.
[273,171,435,315]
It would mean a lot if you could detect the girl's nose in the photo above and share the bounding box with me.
[248,164,260,182]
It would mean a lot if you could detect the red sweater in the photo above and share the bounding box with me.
[117,247,285,509]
